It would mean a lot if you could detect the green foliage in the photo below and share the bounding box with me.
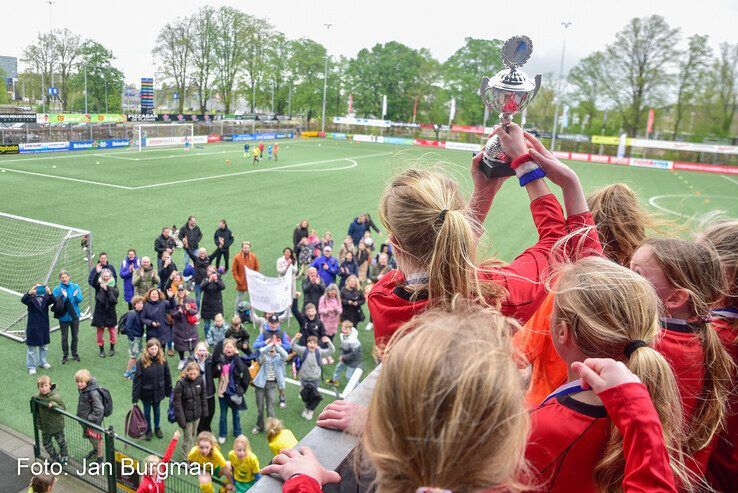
[68,41,124,113]
[0,67,9,104]
[287,38,328,122]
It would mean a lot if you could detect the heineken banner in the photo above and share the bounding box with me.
[36,113,127,124]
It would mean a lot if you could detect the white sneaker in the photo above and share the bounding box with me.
[218,436,226,444]
[29,368,37,375]
[177,360,186,370]
[40,363,51,369]
[279,401,287,410]
[300,409,307,418]
[365,322,373,331]
[305,410,314,420]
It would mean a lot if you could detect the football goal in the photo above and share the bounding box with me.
[137,123,196,151]
[0,212,92,342]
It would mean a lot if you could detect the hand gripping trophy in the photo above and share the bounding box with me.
[479,35,542,178]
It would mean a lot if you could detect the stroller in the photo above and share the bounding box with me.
[237,300,252,325]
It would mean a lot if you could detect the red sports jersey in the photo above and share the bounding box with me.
[368,193,568,348]
[706,314,738,492]
[526,382,676,493]
[654,319,712,476]
[137,435,178,493]
[283,474,322,493]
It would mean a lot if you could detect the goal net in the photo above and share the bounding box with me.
[0,212,92,342]
[137,123,196,151]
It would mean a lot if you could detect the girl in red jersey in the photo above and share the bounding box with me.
[368,123,598,348]
[267,304,677,493]
[630,238,735,478]
[137,430,179,493]
[527,257,690,492]
[697,220,738,491]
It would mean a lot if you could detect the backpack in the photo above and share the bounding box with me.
[125,404,148,439]
[118,310,131,335]
[167,391,177,423]
[89,387,113,418]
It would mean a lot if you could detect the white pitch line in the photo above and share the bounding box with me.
[0,286,24,297]
[271,158,357,173]
[132,153,391,190]
[0,166,134,189]
[648,194,738,217]
[284,377,338,397]
[720,174,738,186]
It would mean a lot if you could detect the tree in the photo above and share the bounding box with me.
[153,17,193,114]
[672,35,712,138]
[69,41,124,113]
[212,6,248,114]
[704,42,738,136]
[243,19,275,113]
[53,29,84,111]
[523,78,556,132]
[443,38,504,125]
[567,52,605,133]
[190,6,217,114]
[598,15,680,136]
[0,68,9,104]
[21,32,55,109]
[287,38,328,122]
[263,32,291,114]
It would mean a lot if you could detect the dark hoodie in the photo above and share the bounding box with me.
[77,378,104,425]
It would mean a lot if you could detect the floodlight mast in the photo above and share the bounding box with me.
[321,23,333,134]
[550,21,572,152]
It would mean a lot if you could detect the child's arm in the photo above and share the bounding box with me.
[161,431,180,464]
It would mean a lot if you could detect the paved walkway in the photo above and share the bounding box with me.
[0,424,99,493]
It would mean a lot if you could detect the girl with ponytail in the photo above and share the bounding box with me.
[528,257,691,492]
[368,123,595,348]
[630,237,735,477]
[697,220,738,491]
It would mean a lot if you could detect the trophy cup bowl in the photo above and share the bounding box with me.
[479,35,542,178]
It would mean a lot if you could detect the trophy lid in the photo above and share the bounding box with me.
[501,35,533,69]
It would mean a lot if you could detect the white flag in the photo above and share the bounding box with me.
[246,268,293,313]
[449,98,456,124]
[381,94,387,119]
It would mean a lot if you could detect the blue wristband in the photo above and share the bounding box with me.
[518,167,546,187]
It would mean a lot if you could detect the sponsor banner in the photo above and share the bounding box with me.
[140,78,154,113]
[592,135,626,146]
[610,156,630,165]
[630,158,673,170]
[328,133,348,140]
[444,141,482,152]
[419,123,435,130]
[0,113,36,123]
[552,151,571,159]
[222,135,234,142]
[232,134,255,142]
[379,136,414,146]
[629,138,738,155]
[301,131,321,138]
[156,113,216,123]
[558,133,591,143]
[451,125,485,134]
[589,154,609,163]
[98,139,130,149]
[274,132,294,139]
[673,162,738,175]
[145,136,205,147]
[353,134,376,143]
[70,140,95,150]
[232,132,293,142]
[37,113,127,124]
[390,121,420,128]
[333,116,392,128]
[127,114,157,123]
[414,139,444,148]
[246,268,292,312]
[0,143,19,154]
[19,141,70,153]
[207,134,222,143]
[570,152,590,161]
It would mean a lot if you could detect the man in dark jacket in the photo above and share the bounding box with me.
[179,216,203,267]
[213,220,234,273]
[301,267,325,311]
[154,227,177,260]
[75,371,104,461]
[347,215,368,246]
[22,284,55,375]
[88,252,118,287]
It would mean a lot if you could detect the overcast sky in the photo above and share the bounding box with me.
[4,0,737,85]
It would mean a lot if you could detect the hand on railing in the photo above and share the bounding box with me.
[316,400,367,436]
[261,447,340,487]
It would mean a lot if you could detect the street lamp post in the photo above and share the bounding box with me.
[550,21,572,152]
[320,23,332,134]
[84,65,87,113]
[47,0,55,111]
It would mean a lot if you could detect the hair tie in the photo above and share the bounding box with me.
[623,340,648,359]
[437,209,449,224]
[699,315,713,324]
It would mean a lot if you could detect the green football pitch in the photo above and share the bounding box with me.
[0,138,736,465]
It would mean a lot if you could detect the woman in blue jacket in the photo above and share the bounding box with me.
[119,249,141,310]
[52,270,83,364]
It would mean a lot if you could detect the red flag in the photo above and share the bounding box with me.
[413,96,418,123]
[647,108,655,136]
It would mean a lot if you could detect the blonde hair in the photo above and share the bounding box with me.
[74,369,91,383]
[265,417,284,442]
[362,302,528,492]
[643,237,735,453]
[36,375,51,387]
[699,219,738,309]
[233,434,252,455]
[131,295,144,306]
[379,168,505,310]
[181,361,201,380]
[214,313,224,324]
[586,183,671,266]
[323,283,340,301]
[552,257,690,491]
[142,454,161,477]
[194,341,209,354]
[196,431,219,454]
[140,338,166,368]
[231,315,242,327]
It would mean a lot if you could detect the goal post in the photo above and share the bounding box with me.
[0,212,93,342]
[137,123,195,151]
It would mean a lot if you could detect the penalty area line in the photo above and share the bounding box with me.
[0,167,134,190]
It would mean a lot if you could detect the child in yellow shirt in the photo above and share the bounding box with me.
[266,417,298,457]
[227,435,261,492]
[187,432,234,493]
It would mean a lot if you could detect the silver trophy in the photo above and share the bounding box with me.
[479,35,542,178]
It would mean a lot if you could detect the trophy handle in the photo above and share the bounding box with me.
[479,76,493,109]
[531,74,542,101]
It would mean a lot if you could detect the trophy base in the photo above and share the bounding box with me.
[479,155,516,178]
